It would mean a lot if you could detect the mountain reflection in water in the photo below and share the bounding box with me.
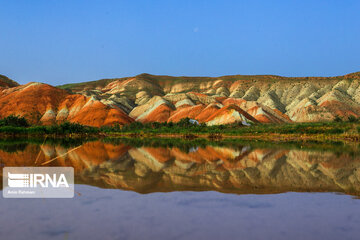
[0,139,360,196]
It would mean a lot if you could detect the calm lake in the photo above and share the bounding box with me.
[0,138,360,240]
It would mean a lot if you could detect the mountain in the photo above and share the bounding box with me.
[1,71,360,126]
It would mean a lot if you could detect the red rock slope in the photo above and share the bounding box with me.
[59,72,360,123]
[3,71,360,126]
[0,82,133,127]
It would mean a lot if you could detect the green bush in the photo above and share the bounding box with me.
[27,126,47,133]
[46,122,98,134]
[334,115,342,122]
[348,115,358,122]
[0,126,31,134]
[0,121,98,134]
[0,115,29,127]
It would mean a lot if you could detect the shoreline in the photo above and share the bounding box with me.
[108,132,360,143]
[1,131,360,143]
[1,119,360,143]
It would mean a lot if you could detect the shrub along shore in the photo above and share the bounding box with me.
[1,116,360,142]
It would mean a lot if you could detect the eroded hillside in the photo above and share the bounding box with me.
[1,72,360,126]
[58,72,360,124]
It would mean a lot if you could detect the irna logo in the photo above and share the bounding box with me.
[8,172,69,188]
[3,167,74,198]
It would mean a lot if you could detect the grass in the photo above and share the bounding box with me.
[0,121,99,136]
[1,116,360,143]
[104,119,354,136]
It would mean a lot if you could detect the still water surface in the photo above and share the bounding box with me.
[0,139,360,240]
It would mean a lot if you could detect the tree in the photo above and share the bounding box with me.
[0,115,30,127]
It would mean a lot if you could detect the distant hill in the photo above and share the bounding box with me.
[0,74,19,88]
[58,72,352,92]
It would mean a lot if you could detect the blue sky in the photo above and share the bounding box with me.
[0,0,359,85]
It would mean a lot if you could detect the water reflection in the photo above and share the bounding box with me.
[1,139,360,196]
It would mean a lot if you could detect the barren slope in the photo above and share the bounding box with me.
[58,71,360,123]
[0,82,133,126]
[1,72,360,126]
